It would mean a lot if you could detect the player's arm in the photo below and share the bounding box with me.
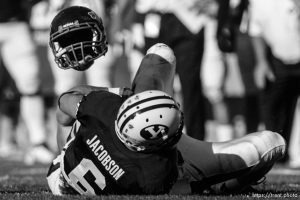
[56,92,83,151]
[55,85,108,151]
[56,85,104,123]
[57,93,82,125]
[56,85,132,125]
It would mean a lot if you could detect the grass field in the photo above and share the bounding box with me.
[0,158,299,200]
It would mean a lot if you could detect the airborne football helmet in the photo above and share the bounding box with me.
[115,90,184,152]
[49,6,108,71]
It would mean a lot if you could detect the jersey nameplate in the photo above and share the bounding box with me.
[86,135,125,181]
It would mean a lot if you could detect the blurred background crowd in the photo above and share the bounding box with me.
[0,0,300,169]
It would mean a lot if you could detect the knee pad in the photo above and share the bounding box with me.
[146,43,176,66]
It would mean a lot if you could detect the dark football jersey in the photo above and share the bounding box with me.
[60,90,179,195]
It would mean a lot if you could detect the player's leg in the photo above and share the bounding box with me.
[128,47,144,82]
[0,57,21,157]
[47,155,64,195]
[210,131,286,193]
[2,22,54,164]
[48,121,81,194]
[86,44,114,87]
[47,154,78,195]
[177,130,286,193]
[132,43,176,96]
[48,47,84,95]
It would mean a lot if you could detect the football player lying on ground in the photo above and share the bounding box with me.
[47,6,286,195]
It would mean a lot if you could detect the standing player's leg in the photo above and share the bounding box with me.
[48,47,84,96]
[2,22,54,164]
[86,44,114,87]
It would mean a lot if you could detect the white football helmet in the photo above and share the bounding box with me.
[115,90,183,152]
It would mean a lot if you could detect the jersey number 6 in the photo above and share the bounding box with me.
[68,158,106,195]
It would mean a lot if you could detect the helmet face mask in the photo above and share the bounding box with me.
[49,6,108,70]
[115,90,184,153]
